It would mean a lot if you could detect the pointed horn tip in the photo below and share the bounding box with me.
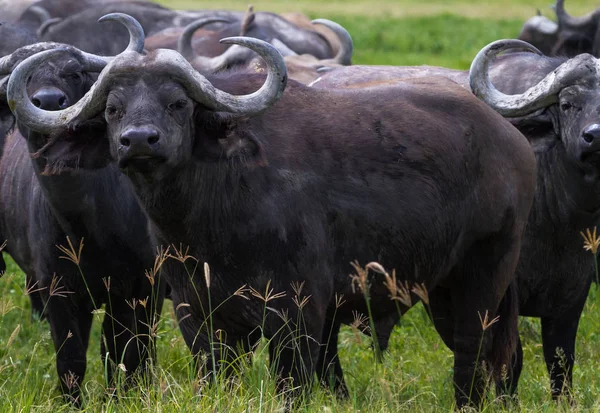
[98,12,136,24]
[220,36,256,46]
[484,39,543,56]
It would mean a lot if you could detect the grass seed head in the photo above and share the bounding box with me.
[478,310,500,331]
[411,283,429,306]
[581,226,600,254]
[56,236,84,265]
[6,324,20,348]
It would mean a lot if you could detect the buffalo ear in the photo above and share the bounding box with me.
[508,107,560,151]
[35,117,112,175]
[0,81,16,139]
[192,111,268,166]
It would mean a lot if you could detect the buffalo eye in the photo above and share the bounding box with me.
[106,105,121,119]
[62,72,82,84]
[560,102,573,112]
[168,99,187,112]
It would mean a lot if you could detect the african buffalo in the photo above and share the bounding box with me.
[34,2,232,55]
[518,0,600,58]
[252,18,353,84]
[172,11,338,73]
[7,35,536,408]
[311,40,600,400]
[0,14,165,403]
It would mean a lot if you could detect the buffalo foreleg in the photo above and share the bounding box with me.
[541,312,582,399]
[316,318,348,397]
[46,295,93,404]
[449,230,522,408]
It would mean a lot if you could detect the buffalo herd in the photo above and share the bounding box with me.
[0,0,598,409]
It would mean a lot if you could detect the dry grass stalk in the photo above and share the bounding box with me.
[411,283,429,306]
[145,245,171,287]
[350,311,370,342]
[581,226,600,254]
[102,277,111,292]
[0,299,15,317]
[49,274,74,298]
[204,262,210,289]
[56,236,84,265]
[249,279,286,303]
[6,324,20,348]
[478,310,500,331]
[61,371,79,391]
[168,243,198,264]
[291,281,311,310]
[349,260,369,293]
[25,278,45,296]
[126,298,139,311]
[335,293,346,309]
[233,284,250,300]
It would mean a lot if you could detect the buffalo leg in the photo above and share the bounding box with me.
[269,305,324,399]
[26,272,46,320]
[316,318,348,396]
[428,287,455,350]
[495,335,523,397]
[101,286,164,389]
[541,313,582,399]
[46,295,93,403]
[450,233,521,408]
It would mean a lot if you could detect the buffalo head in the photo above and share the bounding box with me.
[470,39,600,181]
[7,35,287,177]
[0,12,145,138]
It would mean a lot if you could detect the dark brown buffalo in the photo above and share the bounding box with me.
[249,19,353,84]
[7,37,536,408]
[312,40,600,400]
[34,3,235,55]
[518,0,600,57]
[0,14,165,403]
[170,12,336,73]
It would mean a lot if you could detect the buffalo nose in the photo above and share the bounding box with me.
[582,124,600,144]
[31,87,69,110]
[119,127,160,149]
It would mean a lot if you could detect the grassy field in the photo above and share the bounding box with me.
[2,0,600,411]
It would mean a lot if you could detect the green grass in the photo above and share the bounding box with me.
[2,0,600,411]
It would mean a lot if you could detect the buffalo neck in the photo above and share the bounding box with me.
[530,143,600,233]
[23,128,145,238]
[127,158,257,252]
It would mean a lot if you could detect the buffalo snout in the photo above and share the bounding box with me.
[118,126,162,168]
[31,87,69,110]
[119,127,160,151]
[582,124,600,144]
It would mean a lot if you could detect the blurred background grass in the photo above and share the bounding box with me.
[161,0,599,68]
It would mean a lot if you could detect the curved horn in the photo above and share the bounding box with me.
[7,48,118,133]
[0,42,66,75]
[469,39,598,117]
[37,17,62,38]
[177,17,232,59]
[98,13,145,55]
[9,37,287,133]
[28,6,51,25]
[0,13,145,77]
[6,14,147,134]
[554,0,600,28]
[191,37,287,114]
[312,19,353,65]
